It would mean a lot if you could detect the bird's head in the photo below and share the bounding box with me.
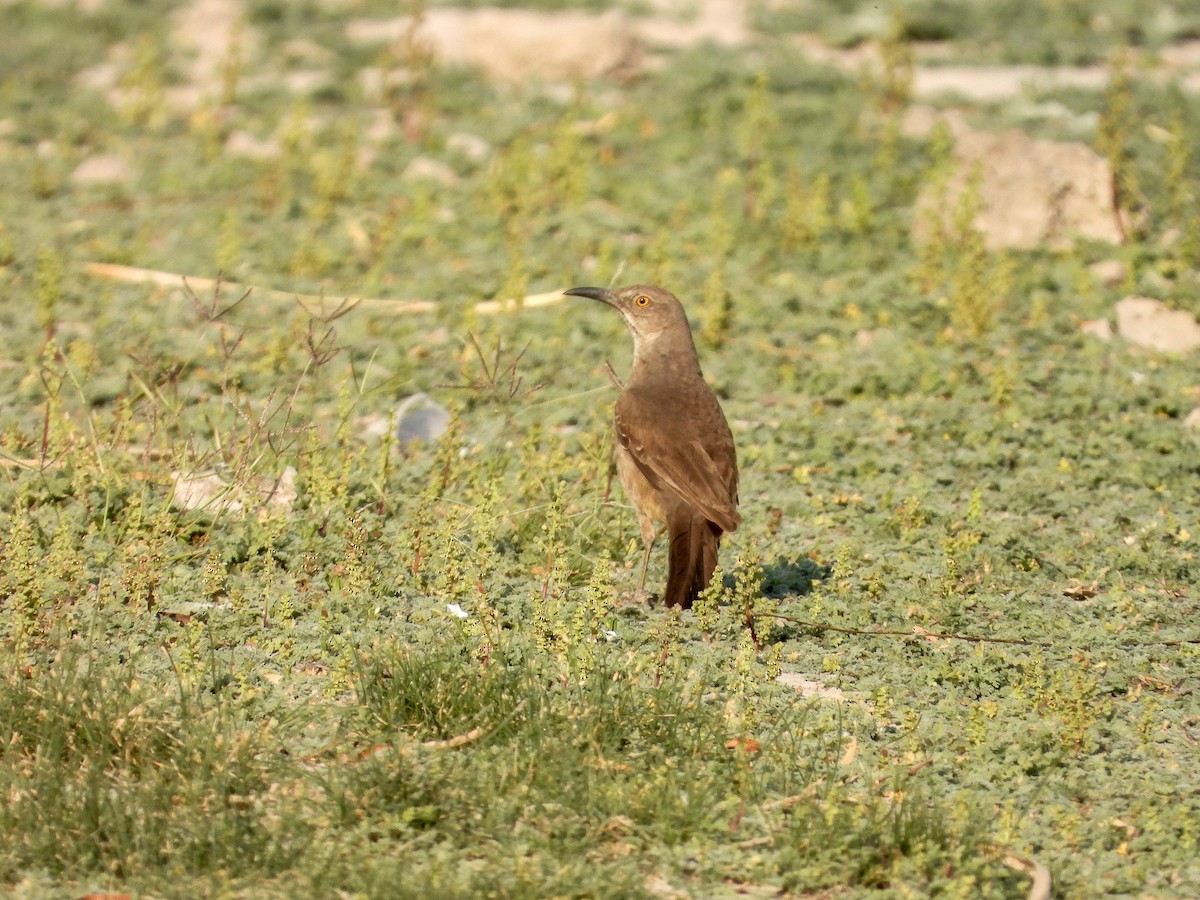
[564,284,691,352]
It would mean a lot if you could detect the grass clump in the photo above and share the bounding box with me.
[0,644,309,889]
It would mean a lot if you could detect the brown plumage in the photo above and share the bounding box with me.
[565,284,740,608]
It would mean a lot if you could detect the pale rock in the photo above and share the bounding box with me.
[170,466,296,514]
[1115,296,1200,353]
[364,108,396,145]
[279,37,335,66]
[776,672,848,702]
[1088,259,1126,286]
[446,132,491,162]
[635,0,749,48]
[911,64,1107,102]
[347,9,637,82]
[77,60,122,93]
[281,70,333,95]
[225,130,280,159]
[164,85,204,114]
[1080,318,1113,341]
[402,156,458,185]
[913,125,1123,250]
[171,0,260,94]
[1183,407,1200,430]
[1160,40,1200,69]
[71,154,133,186]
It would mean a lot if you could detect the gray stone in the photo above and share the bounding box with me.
[395,392,451,447]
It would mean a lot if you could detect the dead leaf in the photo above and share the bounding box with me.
[725,737,761,753]
[839,737,858,766]
[1062,582,1099,600]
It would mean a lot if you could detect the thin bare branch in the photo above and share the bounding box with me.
[83,261,569,315]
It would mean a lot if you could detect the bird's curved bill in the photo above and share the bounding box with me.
[563,286,615,304]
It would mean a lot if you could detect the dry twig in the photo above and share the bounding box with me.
[83,261,568,316]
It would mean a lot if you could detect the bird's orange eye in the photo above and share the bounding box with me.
[634,295,651,307]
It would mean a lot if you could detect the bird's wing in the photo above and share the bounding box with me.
[615,393,740,533]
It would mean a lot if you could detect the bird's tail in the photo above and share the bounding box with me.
[664,511,721,609]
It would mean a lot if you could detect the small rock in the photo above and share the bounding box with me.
[226,130,280,159]
[776,672,848,702]
[71,154,133,186]
[1115,296,1200,353]
[899,106,972,139]
[634,0,749,48]
[402,156,458,186]
[1183,407,1200,430]
[446,132,491,162]
[281,70,333,95]
[354,412,390,441]
[279,37,335,66]
[171,0,260,92]
[348,9,637,82]
[345,17,407,44]
[1080,318,1113,341]
[357,67,385,103]
[912,126,1123,251]
[1088,259,1126,286]
[395,392,451,447]
[170,465,296,514]
[911,64,1107,103]
[164,85,204,114]
[363,109,396,145]
[77,60,122,93]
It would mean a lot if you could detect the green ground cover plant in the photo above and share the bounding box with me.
[1,1,1198,896]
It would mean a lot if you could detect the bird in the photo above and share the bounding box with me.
[564,284,740,609]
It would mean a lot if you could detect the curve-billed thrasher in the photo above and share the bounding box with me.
[565,284,740,608]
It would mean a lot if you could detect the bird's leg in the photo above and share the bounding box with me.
[634,521,666,602]
[603,444,618,504]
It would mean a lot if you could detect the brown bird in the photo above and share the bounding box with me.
[565,284,740,608]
